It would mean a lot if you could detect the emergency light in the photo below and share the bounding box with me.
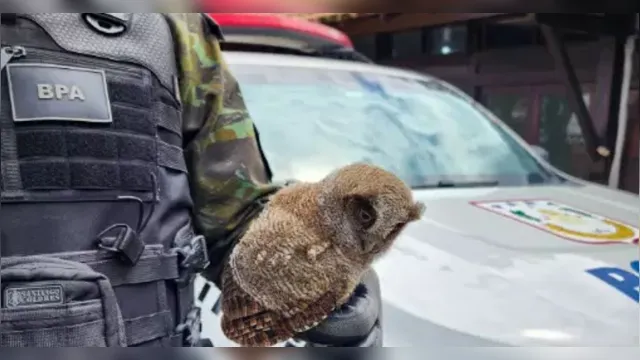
[207,13,354,49]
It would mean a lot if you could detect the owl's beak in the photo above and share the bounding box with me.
[361,237,376,253]
[409,202,426,221]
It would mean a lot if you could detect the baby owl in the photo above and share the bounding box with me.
[220,163,424,346]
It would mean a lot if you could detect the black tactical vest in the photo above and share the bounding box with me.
[0,13,210,347]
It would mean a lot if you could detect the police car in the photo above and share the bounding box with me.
[196,13,639,347]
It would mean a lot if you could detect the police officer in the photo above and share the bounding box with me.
[0,12,381,347]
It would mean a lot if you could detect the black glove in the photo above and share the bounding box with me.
[295,268,383,347]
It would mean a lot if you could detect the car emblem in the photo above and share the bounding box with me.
[471,199,639,245]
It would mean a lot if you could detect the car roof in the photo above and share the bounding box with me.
[222,50,438,82]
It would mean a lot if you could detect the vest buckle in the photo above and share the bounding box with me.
[175,306,204,347]
[96,223,145,266]
[175,235,210,285]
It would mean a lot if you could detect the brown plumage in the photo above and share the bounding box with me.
[220,163,425,346]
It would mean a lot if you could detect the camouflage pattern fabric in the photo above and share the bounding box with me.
[165,13,279,286]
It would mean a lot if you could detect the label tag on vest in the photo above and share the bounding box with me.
[6,63,113,123]
[3,285,65,308]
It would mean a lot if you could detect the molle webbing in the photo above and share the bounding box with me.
[0,66,185,196]
[1,13,206,347]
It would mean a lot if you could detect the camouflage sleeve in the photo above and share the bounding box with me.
[166,13,280,286]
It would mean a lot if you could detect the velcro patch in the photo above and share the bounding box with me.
[6,63,113,123]
[3,285,65,308]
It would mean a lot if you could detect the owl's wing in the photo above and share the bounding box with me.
[220,265,341,347]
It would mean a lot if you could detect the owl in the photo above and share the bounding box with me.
[220,163,424,346]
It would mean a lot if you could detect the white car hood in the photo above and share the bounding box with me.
[376,183,639,346]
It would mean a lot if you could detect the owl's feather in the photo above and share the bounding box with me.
[226,185,350,313]
[221,263,343,346]
[220,185,355,346]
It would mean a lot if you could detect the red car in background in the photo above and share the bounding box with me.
[206,13,372,62]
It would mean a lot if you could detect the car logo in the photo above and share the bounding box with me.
[471,199,639,245]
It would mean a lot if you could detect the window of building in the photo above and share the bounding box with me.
[351,34,376,60]
[483,86,605,184]
[620,90,639,193]
[561,30,600,44]
[538,90,595,181]
[391,28,426,59]
[484,23,536,49]
[428,25,467,55]
[375,32,394,60]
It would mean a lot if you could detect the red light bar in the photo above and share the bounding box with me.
[208,13,353,48]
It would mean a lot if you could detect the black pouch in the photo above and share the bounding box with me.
[1,255,127,347]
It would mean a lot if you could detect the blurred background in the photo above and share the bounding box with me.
[285,12,638,193]
[201,9,638,194]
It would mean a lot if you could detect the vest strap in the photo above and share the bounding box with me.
[158,141,188,173]
[90,253,180,287]
[0,82,24,199]
[156,102,182,137]
[125,310,173,346]
[53,245,180,287]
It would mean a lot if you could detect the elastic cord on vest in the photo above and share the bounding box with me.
[95,172,157,266]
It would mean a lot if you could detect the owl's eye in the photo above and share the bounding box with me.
[349,196,377,229]
[359,208,373,223]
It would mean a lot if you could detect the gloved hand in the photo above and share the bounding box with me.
[295,268,383,347]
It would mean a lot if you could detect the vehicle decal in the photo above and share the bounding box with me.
[586,260,639,302]
[470,199,639,245]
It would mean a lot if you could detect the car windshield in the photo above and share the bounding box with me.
[228,61,559,188]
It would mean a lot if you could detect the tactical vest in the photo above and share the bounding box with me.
[0,13,210,347]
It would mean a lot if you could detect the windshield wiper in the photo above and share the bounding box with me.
[413,180,499,189]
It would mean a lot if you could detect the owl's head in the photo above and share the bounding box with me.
[317,163,424,262]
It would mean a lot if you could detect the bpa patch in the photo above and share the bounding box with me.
[6,63,113,123]
[3,285,65,308]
